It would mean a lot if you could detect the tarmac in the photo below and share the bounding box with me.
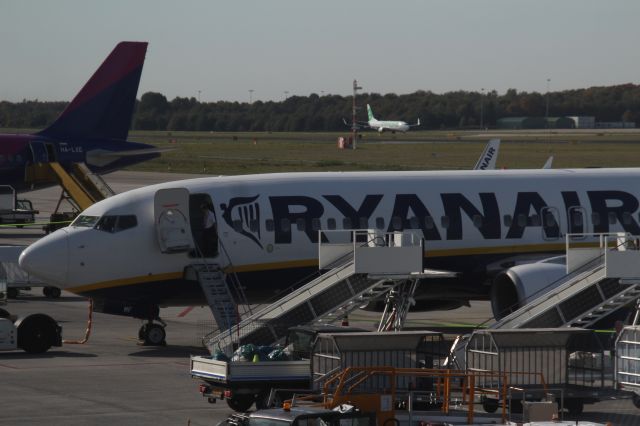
[1,171,639,425]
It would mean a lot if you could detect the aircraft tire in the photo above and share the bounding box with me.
[7,287,18,299]
[226,395,254,412]
[140,323,166,346]
[17,314,58,354]
[43,287,61,298]
[482,398,499,413]
[565,399,584,416]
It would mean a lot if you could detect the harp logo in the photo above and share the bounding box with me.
[220,195,262,248]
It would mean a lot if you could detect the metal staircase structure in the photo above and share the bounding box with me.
[47,162,115,210]
[188,264,239,332]
[204,230,427,355]
[492,233,640,329]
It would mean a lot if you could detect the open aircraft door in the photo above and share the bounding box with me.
[154,188,194,253]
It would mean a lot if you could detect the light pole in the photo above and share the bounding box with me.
[480,88,485,129]
[249,89,254,104]
[545,78,551,123]
[352,79,362,150]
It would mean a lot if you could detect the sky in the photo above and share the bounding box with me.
[1,0,639,103]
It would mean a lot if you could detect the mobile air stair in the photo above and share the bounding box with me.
[493,233,640,329]
[202,230,442,355]
[47,162,115,210]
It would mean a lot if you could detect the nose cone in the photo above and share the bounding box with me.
[19,229,69,287]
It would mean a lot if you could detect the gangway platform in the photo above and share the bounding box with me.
[202,230,436,355]
[492,233,640,330]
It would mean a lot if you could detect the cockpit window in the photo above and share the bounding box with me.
[95,215,138,233]
[72,215,100,227]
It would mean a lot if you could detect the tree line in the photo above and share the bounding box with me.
[2,84,640,132]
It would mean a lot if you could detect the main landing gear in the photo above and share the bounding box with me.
[138,319,167,346]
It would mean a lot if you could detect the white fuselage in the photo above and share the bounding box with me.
[368,118,410,133]
[19,168,640,307]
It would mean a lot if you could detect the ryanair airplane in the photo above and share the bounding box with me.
[19,167,639,344]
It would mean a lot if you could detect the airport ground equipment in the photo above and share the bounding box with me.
[466,328,628,417]
[0,185,37,227]
[492,233,640,330]
[0,281,62,353]
[192,325,361,411]
[0,245,60,298]
[200,230,440,356]
[615,324,640,409]
[191,328,448,412]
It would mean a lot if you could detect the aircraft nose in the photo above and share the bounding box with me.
[19,229,69,287]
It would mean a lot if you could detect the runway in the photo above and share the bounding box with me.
[1,171,638,425]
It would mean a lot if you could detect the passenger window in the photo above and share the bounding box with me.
[250,219,259,233]
[279,218,290,232]
[233,219,243,232]
[530,214,541,226]
[472,215,483,228]
[608,212,617,225]
[517,214,526,227]
[391,216,402,231]
[375,217,385,230]
[424,216,434,229]
[358,217,368,229]
[296,218,305,231]
[622,212,632,225]
[265,219,274,232]
[327,218,336,230]
[592,213,600,226]
[409,216,420,228]
[503,214,512,227]
[342,218,352,229]
[311,218,321,231]
[441,216,450,229]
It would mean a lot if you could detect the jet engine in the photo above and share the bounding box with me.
[490,256,567,320]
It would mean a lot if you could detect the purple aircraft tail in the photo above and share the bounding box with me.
[38,41,148,141]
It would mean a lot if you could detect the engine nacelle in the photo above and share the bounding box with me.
[490,256,566,320]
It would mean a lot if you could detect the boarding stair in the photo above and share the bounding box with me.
[189,263,239,332]
[204,230,427,355]
[47,162,115,210]
[492,233,640,329]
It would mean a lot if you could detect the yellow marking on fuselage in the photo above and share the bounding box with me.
[67,240,601,294]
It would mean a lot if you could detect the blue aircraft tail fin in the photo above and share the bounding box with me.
[38,41,148,141]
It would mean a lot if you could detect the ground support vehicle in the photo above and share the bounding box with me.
[0,281,62,353]
[466,328,630,418]
[191,327,447,412]
[615,324,640,408]
[0,245,61,298]
[0,186,37,228]
[192,325,365,411]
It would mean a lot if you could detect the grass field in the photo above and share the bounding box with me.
[6,128,640,175]
[125,129,640,175]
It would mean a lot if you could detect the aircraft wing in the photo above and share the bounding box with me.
[473,139,500,170]
[342,118,370,129]
[89,147,174,158]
